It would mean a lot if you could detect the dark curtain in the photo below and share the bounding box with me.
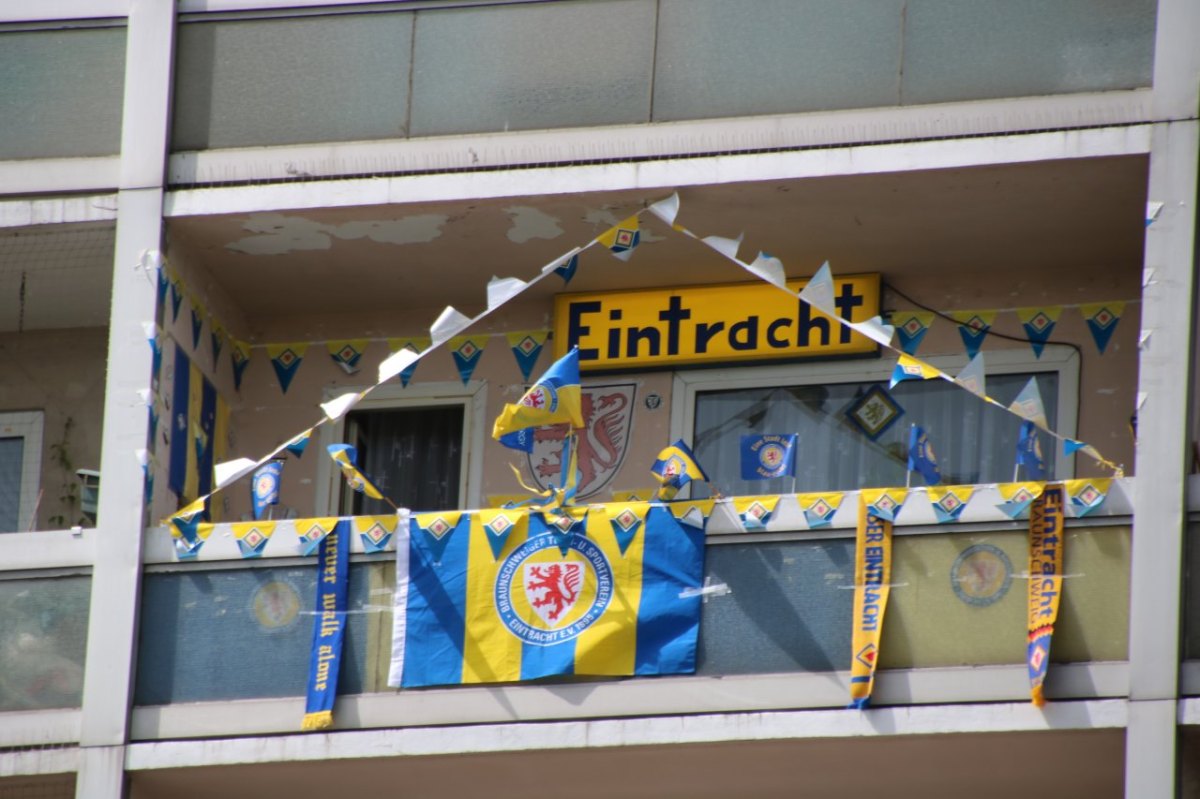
[343,406,463,514]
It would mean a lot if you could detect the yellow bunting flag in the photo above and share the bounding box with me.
[232,520,276,558]
[296,517,340,557]
[230,340,252,391]
[474,508,528,561]
[798,492,844,528]
[266,343,308,394]
[327,340,369,375]
[892,310,934,355]
[486,494,530,509]
[597,215,641,261]
[413,511,467,564]
[666,498,716,530]
[950,310,996,359]
[448,335,488,385]
[601,502,650,556]
[860,487,907,523]
[849,498,892,709]
[996,482,1045,519]
[354,514,398,554]
[386,336,430,387]
[1015,307,1062,359]
[1079,302,1125,355]
[611,488,657,502]
[1027,484,1066,706]
[506,330,549,382]
[732,495,782,531]
[927,485,975,523]
[1062,477,1111,517]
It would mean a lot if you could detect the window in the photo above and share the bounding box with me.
[671,350,1077,498]
[0,411,44,533]
[317,381,485,515]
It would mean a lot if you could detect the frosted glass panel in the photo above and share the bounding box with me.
[172,13,413,151]
[654,0,903,121]
[0,27,125,159]
[0,575,90,710]
[409,0,655,136]
[903,0,1156,104]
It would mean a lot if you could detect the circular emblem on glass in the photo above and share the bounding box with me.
[252,580,301,630]
[495,534,613,646]
[951,544,1013,607]
[521,383,558,413]
[253,474,276,501]
[759,443,785,470]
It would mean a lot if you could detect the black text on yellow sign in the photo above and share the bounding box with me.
[553,275,881,370]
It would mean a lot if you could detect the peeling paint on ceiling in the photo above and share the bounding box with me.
[227,213,448,255]
[504,206,563,243]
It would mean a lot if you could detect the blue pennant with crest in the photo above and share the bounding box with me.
[413,512,467,565]
[892,311,933,356]
[1017,307,1061,359]
[449,335,487,385]
[1080,302,1124,355]
[285,429,312,458]
[267,343,306,394]
[951,311,995,360]
[506,331,547,382]
[607,503,648,556]
[553,253,579,284]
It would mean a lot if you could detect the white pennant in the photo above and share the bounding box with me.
[849,316,895,347]
[798,261,836,316]
[742,252,787,289]
[321,390,361,422]
[648,193,680,226]
[1009,377,1049,430]
[214,457,259,489]
[429,306,472,345]
[486,276,527,310]
[701,233,743,261]
[955,353,988,398]
[378,347,420,384]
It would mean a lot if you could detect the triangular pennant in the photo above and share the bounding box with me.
[213,457,257,490]
[848,316,896,347]
[1062,438,1102,461]
[647,193,680,227]
[701,233,743,261]
[798,262,837,317]
[598,215,641,261]
[1063,478,1112,517]
[1079,302,1125,355]
[733,495,781,531]
[892,311,933,356]
[285,429,312,458]
[173,522,214,560]
[169,277,183,322]
[995,482,1045,520]
[413,511,466,564]
[889,354,946,389]
[296,516,340,557]
[666,499,715,530]
[355,515,398,554]
[385,337,431,387]
[486,494,529,509]
[741,251,787,289]
[210,323,225,370]
[799,492,844,528]
[1016,307,1062,359]
[156,265,169,310]
[230,340,252,391]
[487,276,527,310]
[927,485,975,523]
[232,520,277,558]
[860,488,907,522]
[505,331,548,382]
[430,306,472,346]
[476,508,525,560]
[551,253,578,284]
[1008,377,1049,430]
[950,311,996,359]
[327,340,368,375]
[954,353,988,399]
[149,328,164,393]
[611,488,657,502]
[321,390,363,422]
[448,335,487,385]
[545,507,587,556]
[267,343,307,394]
[189,301,204,349]
[604,502,649,556]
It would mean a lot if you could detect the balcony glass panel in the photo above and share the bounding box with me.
[0,574,90,711]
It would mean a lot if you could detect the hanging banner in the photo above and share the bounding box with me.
[849,499,892,709]
[892,311,933,356]
[1027,484,1065,707]
[506,330,548,382]
[1016,307,1062,358]
[302,519,349,730]
[449,335,488,385]
[1079,302,1124,355]
[950,311,995,359]
[554,275,881,371]
[388,504,706,688]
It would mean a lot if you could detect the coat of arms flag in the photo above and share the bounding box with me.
[388,503,706,688]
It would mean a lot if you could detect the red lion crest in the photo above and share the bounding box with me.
[531,386,634,498]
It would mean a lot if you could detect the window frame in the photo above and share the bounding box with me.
[315,380,486,515]
[0,410,45,533]
[669,348,1080,486]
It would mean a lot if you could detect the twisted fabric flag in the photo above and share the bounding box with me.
[651,439,709,501]
[493,347,584,451]
[327,444,385,502]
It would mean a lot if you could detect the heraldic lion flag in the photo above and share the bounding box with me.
[388,502,707,687]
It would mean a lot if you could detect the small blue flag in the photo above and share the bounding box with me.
[740,434,798,480]
[907,425,941,485]
[1016,420,1046,480]
[251,460,283,520]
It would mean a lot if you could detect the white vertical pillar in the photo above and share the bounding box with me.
[1124,0,1200,790]
[76,1,176,797]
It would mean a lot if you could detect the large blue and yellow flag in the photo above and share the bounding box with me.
[493,347,584,450]
[388,504,706,688]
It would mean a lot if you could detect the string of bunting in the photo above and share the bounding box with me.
[164,193,1123,539]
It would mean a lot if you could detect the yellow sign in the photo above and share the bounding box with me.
[553,275,881,370]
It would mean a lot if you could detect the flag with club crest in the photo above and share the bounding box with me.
[651,439,709,501]
[493,347,584,451]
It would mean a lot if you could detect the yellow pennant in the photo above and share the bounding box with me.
[414,511,464,536]
[732,495,782,531]
[474,508,528,560]
[996,481,1046,519]
[296,516,340,553]
[1062,478,1112,517]
[1027,484,1066,706]
[486,494,530,509]
[611,488,657,502]
[927,485,975,523]
[232,520,277,557]
[666,498,716,529]
[354,515,397,549]
[849,498,892,709]
[798,491,844,528]
[599,501,651,556]
[597,215,641,261]
[860,487,907,523]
